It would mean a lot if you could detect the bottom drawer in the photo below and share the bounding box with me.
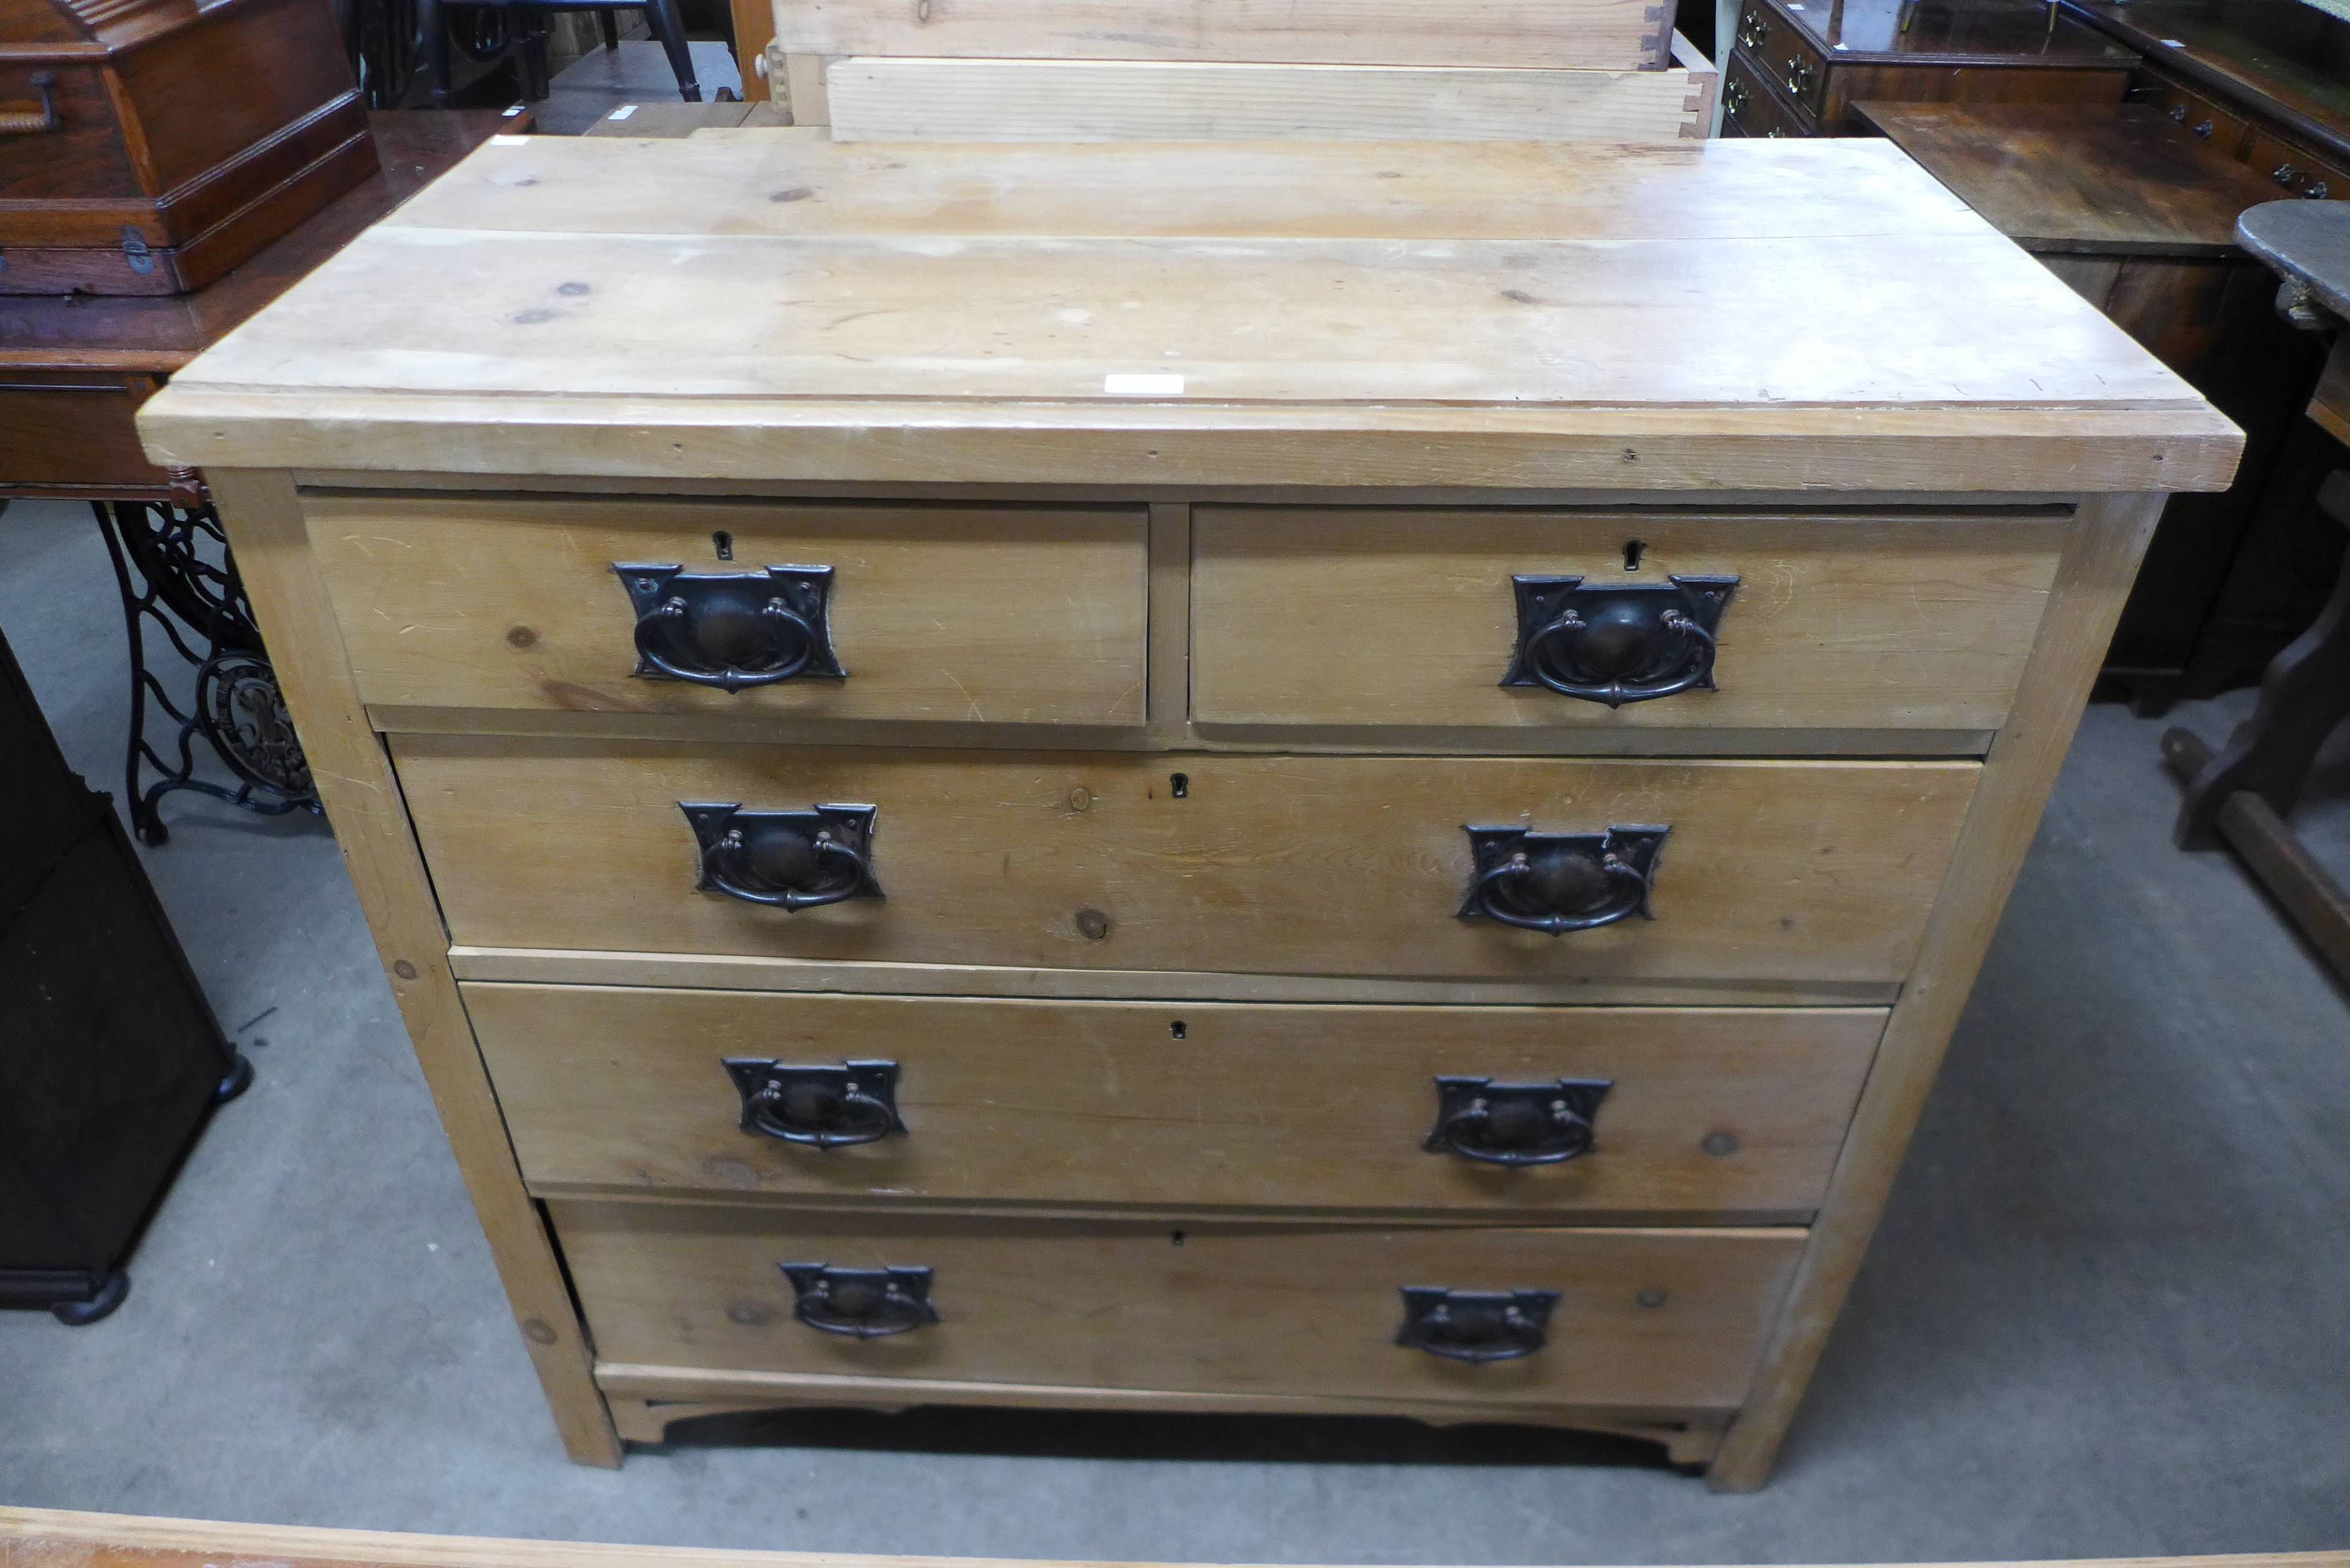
[554,1202,1804,1411]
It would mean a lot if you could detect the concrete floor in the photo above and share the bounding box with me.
[2,493,2348,1561]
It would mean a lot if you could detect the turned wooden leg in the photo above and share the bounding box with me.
[2166,469,2350,851]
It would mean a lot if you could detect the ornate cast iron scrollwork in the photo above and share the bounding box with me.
[91,500,320,846]
[724,1059,905,1147]
[615,562,843,691]
[1459,823,1668,935]
[780,1263,938,1338]
[1426,1076,1613,1165]
[682,802,881,910]
[1502,574,1737,708]
[1395,1286,1559,1362]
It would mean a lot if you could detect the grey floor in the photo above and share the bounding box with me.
[2,493,2348,1561]
[530,37,750,134]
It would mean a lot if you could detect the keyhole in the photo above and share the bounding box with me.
[1622,539,1645,571]
[1170,773,1189,798]
[1170,1230,1186,1247]
[713,530,734,561]
[1169,1020,1186,1039]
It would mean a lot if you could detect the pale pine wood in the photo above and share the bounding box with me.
[549,1202,1802,1409]
[198,470,620,1468]
[449,946,1900,1007]
[465,985,1884,1218]
[772,0,1668,70]
[391,743,1979,986]
[8,1506,2347,1568]
[1191,507,2064,733]
[823,55,1713,144]
[302,493,1149,725]
[782,51,832,123]
[1706,492,2168,1491]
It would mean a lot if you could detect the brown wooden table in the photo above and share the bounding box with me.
[1860,99,2324,711]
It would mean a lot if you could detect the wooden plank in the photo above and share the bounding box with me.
[2218,791,2350,987]
[197,469,622,1468]
[1191,506,2064,733]
[781,52,833,124]
[823,57,1713,142]
[447,945,1902,1007]
[301,493,1149,726]
[772,0,1669,70]
[550,1203,1804,1408]
[466,985,1884,1219]
[393,744,1980,986]
[1706,490,2167,1490]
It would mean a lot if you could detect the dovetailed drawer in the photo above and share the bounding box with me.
[302,493,1149,726]
[469,984,1883,1221]
[1191,507,2063,733]
[552,1201,1805,1412]
[394,740,1977,989]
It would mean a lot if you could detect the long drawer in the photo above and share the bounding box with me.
[1191,507,2064,732]
[303,493,1150,726]
[469,986,1883,1220]
[551,1202,1805,1411]
[398,741,1980,986]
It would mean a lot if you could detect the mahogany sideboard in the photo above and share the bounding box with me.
[136,132,2240,1488]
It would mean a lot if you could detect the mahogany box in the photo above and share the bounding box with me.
[0,0,376,295]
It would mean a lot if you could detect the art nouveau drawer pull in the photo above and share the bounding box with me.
[724,1058,904,1147]
[0,73,60,136]
[1426,1076,1612,1165]
[1503,575,1736,707]
[1396,1286,1558,1362]
[1459,823,1668,934]
[614,562,843,690]
[681,801,881,910]
[780,1263,937,1338]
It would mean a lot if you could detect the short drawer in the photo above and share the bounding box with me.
[396,740,1978,987]
[1189,508,2062,733]
[552,1202,1804,1412]
[302,493,1149,726]
[470,986,1883,1220]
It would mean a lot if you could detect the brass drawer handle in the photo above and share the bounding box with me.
[1397,1286,1558,1361]
[1503,574,1737,707]
[1736,6,1767,47]
[2273,162,2303,187]
[725,1058,904,1147]
[1459,823,1669,935]
[682,801,882,910]
[614,561,843,690]
[0,72,60,135]
[1783,54,1814,95]
[1426,1076,1612,1165]
[780,1263,937,1338]
[1724,77,1750,116]
[2307,182,2331,200]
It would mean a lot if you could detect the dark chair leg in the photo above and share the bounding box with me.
[597,6,620,47]
[2166,469,2350,849]
[639,0,702,100]
[416,0,451,105]
[517,11,552,99]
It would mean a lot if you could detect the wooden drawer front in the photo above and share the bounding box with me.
[2142,73,2250,159]
[397,740,1978,986]
[304,494,1149,726]
[470,985,1884,1220]
[2241,129,2346,203]
[1191,508,2062,732]
[552,1202,1805,1411]
[1723,52,1807,140]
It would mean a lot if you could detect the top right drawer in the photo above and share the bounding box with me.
[1190,508,2065,735]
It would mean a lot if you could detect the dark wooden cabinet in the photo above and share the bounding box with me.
[0,612,245,1323]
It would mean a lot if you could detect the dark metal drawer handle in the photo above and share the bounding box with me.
[1397,1286,1558,1362]
[614,562,843,691]
[780,1263,937,1338]
[683,801,881,910]
[1427,1076,1612,1165]
[1460,823,1668,935]
[725,1058,904,1147]
[2273,163,2303,187]
[0,73,60,135]
[1502,574,1736,707]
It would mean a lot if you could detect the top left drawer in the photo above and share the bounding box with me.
[302,494,1150,726]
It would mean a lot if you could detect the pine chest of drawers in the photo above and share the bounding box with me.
[137,132,2240,1490]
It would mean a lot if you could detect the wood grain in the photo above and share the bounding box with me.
[393,742,1980,986]
[302,492,1148,726]
[200,470,620,1467]
[466,984,1884,1219]
[550,1202,1803,1409]
[1191,506,2064,732]
[824,56,1713,143]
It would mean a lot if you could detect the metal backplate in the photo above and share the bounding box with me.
[682,801,882,906]
[614,562,844,684]
[1502,574,1738,706]
[722,1058,906,1147]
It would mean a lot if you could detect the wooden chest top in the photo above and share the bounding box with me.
[136,132,2242,493]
